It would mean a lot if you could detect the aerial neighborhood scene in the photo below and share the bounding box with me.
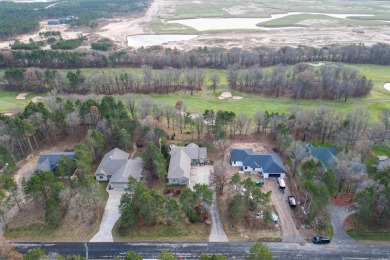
[0,0,390,259]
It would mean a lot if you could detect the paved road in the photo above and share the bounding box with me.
[14,242,390,259]
[208,193,228,242]
[327,204,357,244]
[90,189,125,242]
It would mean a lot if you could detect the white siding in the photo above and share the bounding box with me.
[96,175,108,181]
[231,161,243,167]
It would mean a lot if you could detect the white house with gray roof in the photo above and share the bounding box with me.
[94,148,143,189]
[167,143,207,186]
[230,149,286,178]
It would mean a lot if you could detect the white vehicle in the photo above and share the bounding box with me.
[277,178,286,190]
[271,212,279,222]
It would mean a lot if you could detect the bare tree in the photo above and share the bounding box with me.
[213,139,231,160]
[235,113,251,137]
[139,98,153,119]
[210,161,231,195]
[210,73,220,93]
[379,109,390,141]
[126,94,138,120]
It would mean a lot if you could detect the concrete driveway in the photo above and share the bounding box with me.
[208,192,228,242]
[189,165,212,190]
[90,188,125,242]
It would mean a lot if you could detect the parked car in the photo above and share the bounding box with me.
[277,178,286,193]
[271,212,278,222]
[255,180,264,187]
[288,196,297,207]
[312,236,331,244]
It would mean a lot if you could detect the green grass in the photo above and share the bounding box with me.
[321,224,333,239]
[347,229,390,241]
[0,92,40,114]
[371,144,390,157]
[1,63,389,119]
[112,218,210,242]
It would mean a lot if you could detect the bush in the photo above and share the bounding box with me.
[51,38,83,50]
[91,42,112,51]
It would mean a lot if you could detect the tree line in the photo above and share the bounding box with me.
[227,63,372,100]
[1,63,371,100]
[2,43,390,70]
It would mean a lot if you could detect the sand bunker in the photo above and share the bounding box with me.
[218,91,243,100]
[16,93,28,100]
[3,113,13,117]
[31,96,44,103]
[218,92,233,100]
[384,83,390,91]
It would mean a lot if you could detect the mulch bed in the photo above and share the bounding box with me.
[332,192,354,206]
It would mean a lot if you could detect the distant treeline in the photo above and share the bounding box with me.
[1,43,390,70]
[0,0,151,39]
[1,63,371,100]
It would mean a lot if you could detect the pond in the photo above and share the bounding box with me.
[167,12,374,31]
[127,34,198,48]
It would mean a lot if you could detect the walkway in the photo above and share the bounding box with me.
[327,204,357,244]
[208,193,228,242]
[90,189,125,242]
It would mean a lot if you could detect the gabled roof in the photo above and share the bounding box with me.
[230,149,286,173]
[109,157,143,183]
[302,144,337,169]
[168,149,191,179]
[170,145,207,160]
[36,152,75,172]
[94,148,129,177]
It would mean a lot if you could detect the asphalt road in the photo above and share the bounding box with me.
[14,242,390,259]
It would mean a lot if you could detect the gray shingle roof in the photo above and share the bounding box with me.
[94,148,129,177]
[109,157,143,183]
[230,149,286,173]
[170,146,207,160]
[168,149,191,179]
[36,152,75,172]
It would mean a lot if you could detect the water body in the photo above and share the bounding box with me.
[167,12,374,31]
[384,83,390,91]
[127,34,198,48]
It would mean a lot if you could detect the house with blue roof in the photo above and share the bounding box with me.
[36,152,75,172]
[300,144,337,169]
[230,149,286,178]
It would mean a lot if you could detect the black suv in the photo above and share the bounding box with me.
[312,236,331,244]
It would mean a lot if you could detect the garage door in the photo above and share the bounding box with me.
[268,174,281,178]
[110,182,126,189]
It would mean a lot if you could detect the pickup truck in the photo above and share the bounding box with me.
[288,196,297,207]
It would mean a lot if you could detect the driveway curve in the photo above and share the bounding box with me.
[327,204,357,244]
[90,189,125,242]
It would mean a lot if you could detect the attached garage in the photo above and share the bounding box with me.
[108,158,143,189]
[267,173,283,178]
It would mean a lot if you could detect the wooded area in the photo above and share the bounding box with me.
[0,0,151,39]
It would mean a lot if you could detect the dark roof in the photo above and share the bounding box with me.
[230,149,286,173]
[36,152,75,172]
[302,144,337,168]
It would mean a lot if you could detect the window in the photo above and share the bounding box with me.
[99,176,103,179]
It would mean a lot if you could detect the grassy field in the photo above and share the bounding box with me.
[347,229,390,241]
[1,63,389,119]
[112,218,210,242]
[0,92,39,114]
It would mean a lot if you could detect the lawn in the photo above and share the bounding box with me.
[347,229,390,241]
[0,92,38,114]
[112,218,210,242]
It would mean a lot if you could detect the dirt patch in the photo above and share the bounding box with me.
[15,93,28,100]
[344,215,354,231]
[333,192,354,206]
